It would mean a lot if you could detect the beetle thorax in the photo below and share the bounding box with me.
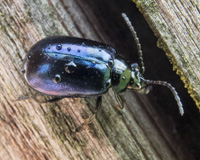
[111,59,131,93]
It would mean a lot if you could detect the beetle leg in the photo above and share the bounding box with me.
[32,97,63,104]
[75,96,102,132]
[114,93,124,112]
[15,95,31,101]
[87,96,102,122]
[15,95,63,104]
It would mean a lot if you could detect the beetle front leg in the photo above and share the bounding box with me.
[75,96,102,132]
[114,93,124,111]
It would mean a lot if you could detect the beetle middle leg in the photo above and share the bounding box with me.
[75,96,102,132]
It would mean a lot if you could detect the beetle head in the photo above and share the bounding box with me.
[127,63,152,94]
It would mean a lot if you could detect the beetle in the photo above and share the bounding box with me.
[21,13,184,130]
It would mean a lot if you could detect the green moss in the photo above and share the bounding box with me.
[132,0,159,14]
[157,38,200,110]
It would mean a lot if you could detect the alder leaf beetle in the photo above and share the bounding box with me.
[21,13,184,129]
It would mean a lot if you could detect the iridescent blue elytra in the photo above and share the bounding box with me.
[23,36,131,97]
[22,13,184,123]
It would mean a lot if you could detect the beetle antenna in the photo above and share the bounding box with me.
[122,13,145,74]
[142,78,184,116]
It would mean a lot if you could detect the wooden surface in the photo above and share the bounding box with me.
[0,0,199,160]
[133,0,200,109]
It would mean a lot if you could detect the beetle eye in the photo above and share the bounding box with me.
[53,74,61,83]
[108,60,114,67]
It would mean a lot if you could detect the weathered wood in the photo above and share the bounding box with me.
[133,0,200,109]
[0,0,196,160]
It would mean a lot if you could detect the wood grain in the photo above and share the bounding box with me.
[0,0,197,159]
[133,0,200,109]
